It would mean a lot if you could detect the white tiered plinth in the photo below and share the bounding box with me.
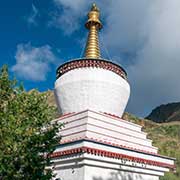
[51,110,175,180]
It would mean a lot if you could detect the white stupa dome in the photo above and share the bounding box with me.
[54,4,130,117]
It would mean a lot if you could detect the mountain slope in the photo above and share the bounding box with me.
[146,102,180,123]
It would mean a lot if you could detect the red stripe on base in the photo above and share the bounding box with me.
[50,146,175,170]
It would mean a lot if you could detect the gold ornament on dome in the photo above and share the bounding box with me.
[84,3,102,59]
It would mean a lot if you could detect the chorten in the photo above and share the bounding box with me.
[52,4,175,180]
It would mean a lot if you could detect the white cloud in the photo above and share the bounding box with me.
[27,4,39,26]
[126,0,180,116]
[12,43,56,81]
[50,0,106,35]
[51,0,180,116]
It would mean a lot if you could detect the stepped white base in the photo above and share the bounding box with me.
[52,152,160,180]
[51,110,175,180]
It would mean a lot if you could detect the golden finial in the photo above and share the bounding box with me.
[84,3,102,59]
[91,3,99,11]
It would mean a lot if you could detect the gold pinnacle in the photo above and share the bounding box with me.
[84,3,102,59]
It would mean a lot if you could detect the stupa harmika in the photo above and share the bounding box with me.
[52,4,175,180]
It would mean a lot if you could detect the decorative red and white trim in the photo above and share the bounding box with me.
[56,59,127,80]
[50,146,175,170]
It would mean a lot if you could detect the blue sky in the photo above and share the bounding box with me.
[0,0,85,90]
[1,0,180,117]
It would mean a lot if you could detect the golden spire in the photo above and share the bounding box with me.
[84,3,102,59]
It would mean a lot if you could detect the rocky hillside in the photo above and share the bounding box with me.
[146,102,180,123]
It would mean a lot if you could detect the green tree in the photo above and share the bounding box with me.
[0,65,62,179]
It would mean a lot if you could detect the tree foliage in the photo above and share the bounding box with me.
[0,65,62,179]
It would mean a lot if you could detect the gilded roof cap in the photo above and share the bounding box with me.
[84,3,102,59]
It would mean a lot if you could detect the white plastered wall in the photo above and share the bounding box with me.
[84,165,159,180]
[54,68,130,117]
[52,154,161,180]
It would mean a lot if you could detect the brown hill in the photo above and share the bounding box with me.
[146,102,180,123]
